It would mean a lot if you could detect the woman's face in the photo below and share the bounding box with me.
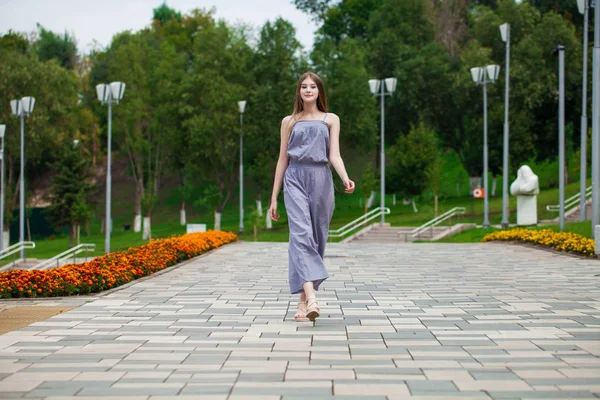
[300,77,319,104]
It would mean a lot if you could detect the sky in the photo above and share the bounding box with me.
[0,0,320,53]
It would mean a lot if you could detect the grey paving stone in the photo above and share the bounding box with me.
[1,242,599,400]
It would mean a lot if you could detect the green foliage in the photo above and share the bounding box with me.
[0,31,29,54]
[153,2,183,25]
[35,24,78,70]
[388,123,439,200]
[46,142,95,246]
[359,163,378,213]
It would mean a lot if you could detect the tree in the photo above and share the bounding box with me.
[183,19,254,230]
[425,149,445,217]
[46,141,95,247]
[35,24,78,70]
[359,163,378,213]
[153,2,182,25]
[387,123,439,209]
[246,18,301,221]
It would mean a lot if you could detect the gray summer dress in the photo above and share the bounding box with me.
[284,115,335,295]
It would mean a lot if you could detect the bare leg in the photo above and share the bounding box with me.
[303,281,315,299]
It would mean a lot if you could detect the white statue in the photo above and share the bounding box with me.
[510,165,539,226]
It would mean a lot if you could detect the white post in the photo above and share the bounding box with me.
[501,23,511,228]
[483,74,490,228]
[558,45,566,231]
[239,111,244,233]
[581,0,590,220]
[19,113,25,258]
[380,79,385,224]
[591,0,600,237]
[105,98,112,253]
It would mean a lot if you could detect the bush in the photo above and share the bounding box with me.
[482,228,595,257]
[0,231,237,298]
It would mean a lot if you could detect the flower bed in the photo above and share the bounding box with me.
[482,228,596,257]
[0,231,237,299]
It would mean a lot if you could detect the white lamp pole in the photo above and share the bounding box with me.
[591,0,600,238]
[368,77,397,224]
[500,23,511,229]
[470,65,500,228]
[556,45,566,231]
[0,124,5,251]
[10,97,35,259]
[578,0,591,221]
[96,82,126,254]
[238,100,246,234]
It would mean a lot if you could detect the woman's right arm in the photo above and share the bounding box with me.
[269,116,292,220]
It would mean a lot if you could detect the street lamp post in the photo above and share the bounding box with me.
[368,77,397,224]
[591,0,600,238]
[556,45,567,231]
[10,97,35,259]
[0,124,5,251]
[500,23,511,229]
[238,100,246,234]
[578,0,591,221]
[96,82,126,254]
[470,65,500,228]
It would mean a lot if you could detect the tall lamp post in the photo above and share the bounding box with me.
[470,65,500,228]
[591,0,600,238]
[368,77,397,224]
[578,0,591,221]
[0,124,5,251]
[555,45,567,231]
[238,100,246,234]
[500,23,511,229]
[10,97,35,259]
[96,82,126,254]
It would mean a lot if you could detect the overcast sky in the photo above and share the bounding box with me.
[0,0,319,53]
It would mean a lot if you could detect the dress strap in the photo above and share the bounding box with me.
[322,113,328,121]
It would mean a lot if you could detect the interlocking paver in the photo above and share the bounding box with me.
[0,241,598,399]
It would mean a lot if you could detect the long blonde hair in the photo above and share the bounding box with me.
[292,72,328,118]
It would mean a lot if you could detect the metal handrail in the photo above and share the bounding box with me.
[30,243,96,271]
[0,241,36,260]
[546,186,592,212]
[411,207,466,238]
[328,207,391,238]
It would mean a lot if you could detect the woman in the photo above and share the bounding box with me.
[268,72,355,322]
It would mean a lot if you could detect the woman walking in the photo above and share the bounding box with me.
[268,72,355,322]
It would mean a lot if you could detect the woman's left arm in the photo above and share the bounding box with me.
[328,114,355,194]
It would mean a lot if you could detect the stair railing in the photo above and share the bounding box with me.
[0,241,36,272]
[328,207,391,239]
[546,186,592,212]
[411,207,466,239]
[28,243,96,271]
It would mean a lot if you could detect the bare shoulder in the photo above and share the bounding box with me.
[281,115,293,126]
[327,113,340,123]
[326,112,340,127]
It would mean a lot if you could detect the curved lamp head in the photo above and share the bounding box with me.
[96,84,111,104]
[238,100,247,114]
[10,100,22,117]
[384,77,397,93]
[110,82,126,104]
[21,97,35,116]
[0,124,5,139]
[470,67,483,84]
[368,79,381,95]
[486,65,501,82]
[577,0,585,14]
[499,23,509,43]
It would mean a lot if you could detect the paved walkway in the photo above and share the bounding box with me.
[0,241,599,400]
